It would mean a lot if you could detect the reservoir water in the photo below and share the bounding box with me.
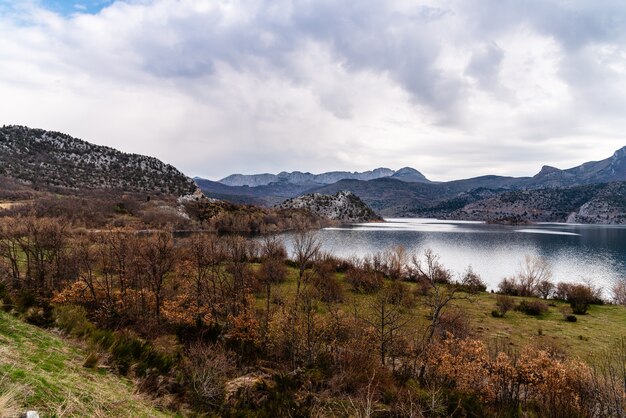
[281,218,626,294]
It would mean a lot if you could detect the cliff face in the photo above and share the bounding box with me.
[279,191,382,223]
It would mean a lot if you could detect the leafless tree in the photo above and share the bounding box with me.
[517,255,552,297]
[137,232,175,320]
[612,278,626,306]
[258,236,287,337]
[361,286,411,367]
[412,249,467,343]
[292,231,321,300]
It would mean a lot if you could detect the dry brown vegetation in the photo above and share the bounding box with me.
[0,211,625,417]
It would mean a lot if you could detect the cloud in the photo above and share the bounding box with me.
[1,0,626,181]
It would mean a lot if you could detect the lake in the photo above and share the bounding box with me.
[281,218,626,294]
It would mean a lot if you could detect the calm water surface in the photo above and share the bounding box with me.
[281,218,626,292]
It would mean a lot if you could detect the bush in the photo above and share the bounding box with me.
[516,300,549,316]
[54,305,94,337]
[458,266,487,294]
[495,295,515,317]
[184,343,234,409]
[566,284,598,315]
[387,280,414,308]
[497,277,520,296]
[345,267,384,294]
[310,273,344,303]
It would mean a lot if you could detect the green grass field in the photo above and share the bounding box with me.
[0,311,170,418]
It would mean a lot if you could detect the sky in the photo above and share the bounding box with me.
[1,0,626,181]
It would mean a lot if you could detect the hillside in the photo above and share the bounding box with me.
[0,311,168,417]
[279,190,382,222]
[0,125,197,196]
[436,182,626,224]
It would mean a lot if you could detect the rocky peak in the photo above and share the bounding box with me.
[391,166,430,182]
[535,165,563,177]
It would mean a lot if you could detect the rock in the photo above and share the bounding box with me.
[279,190,382,223]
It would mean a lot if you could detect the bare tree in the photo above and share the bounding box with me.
[0,218,25,289]
[517,255,552,297]
[258,236,287,337]
[137,232,175,320]
[612,278,626,306]
[361,286,411,367]
[292,231,321,301]
[413,249,467,343]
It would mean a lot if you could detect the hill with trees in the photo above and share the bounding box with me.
[279,191,382,223]
[0,125,197,196]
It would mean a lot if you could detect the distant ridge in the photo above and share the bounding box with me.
[218,167,430,187]
[0,125,197,196]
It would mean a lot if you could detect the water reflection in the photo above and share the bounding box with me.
[281,219,626,292]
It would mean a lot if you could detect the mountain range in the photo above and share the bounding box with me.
[197,146,626,223]
[2,125,625,224]
[219,166,429,187]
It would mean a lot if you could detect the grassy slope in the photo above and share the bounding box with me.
[260,266,626,360]
[0,311,169,418]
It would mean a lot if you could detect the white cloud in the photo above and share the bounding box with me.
[1,0,625,181]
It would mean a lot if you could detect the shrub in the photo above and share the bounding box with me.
[310,273,344,303]
[345,267,384,294]
[537,279,555,299]
[495,295,515,317]
[516,300,549,316]
[184,343,234,409]
[497,277,520,296]
[387,280,414,308]
[567,284,596,315]
[54,305,94,337]
[554,282,573,300]
[458,266,487,294]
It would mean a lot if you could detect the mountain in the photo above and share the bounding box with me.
[563,146,626,183]
[218,167,424,187]
[197,147,626,222]
[442,182,626,224]
[279,191,382,223]
[390,167,431,183]
[0,125,197,196]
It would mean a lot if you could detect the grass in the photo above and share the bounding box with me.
[461,293,626,358]
[0,311,170,417]
[255,265,626,360]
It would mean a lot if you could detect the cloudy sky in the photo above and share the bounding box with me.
[2,0,626,181]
